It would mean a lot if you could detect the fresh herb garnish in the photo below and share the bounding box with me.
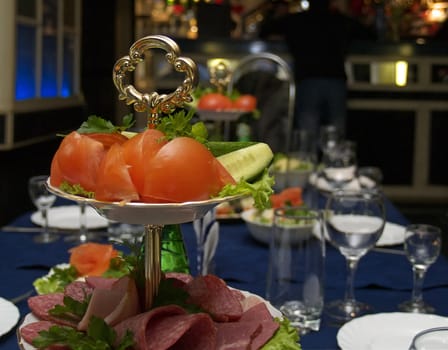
[49,295,90,323]
[32,316,134,350]
[33,265,79,294]
[59,181,95,198]
[156,109,208,142]
[77,114,135,134]
[218,169,274,210]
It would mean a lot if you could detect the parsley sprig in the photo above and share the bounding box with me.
[77,114,135,134]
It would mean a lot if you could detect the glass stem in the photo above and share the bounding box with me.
[412,265,427,303]
[345,256,360,303]
[42,208,50,239]
[79,203,87,242]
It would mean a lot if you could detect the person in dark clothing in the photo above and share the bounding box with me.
[259,0,375,143]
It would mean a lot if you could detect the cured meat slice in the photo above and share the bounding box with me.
[64,280,93,302]
[114,305,216,350]
[239,303,280,349]
[215,322,261,349]
[27,293,77,327]
[186,275,243,322]
[20,320,70,350]
[77,276,140,331]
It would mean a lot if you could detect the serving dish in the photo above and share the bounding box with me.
[241,208,314,245]
[337,312,448,350]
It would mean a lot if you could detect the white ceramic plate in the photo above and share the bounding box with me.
[337,312,448,350]
[31,205,109,230]
[377,222,405,246]
[0,297,20,337]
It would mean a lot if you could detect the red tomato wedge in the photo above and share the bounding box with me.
[122,129,167,194]
[50,131,105,192]
[69,243,119,277]
[270,187,303,208]
[85,132,128,149]
[141,137,236,203]
[95,143,139,202]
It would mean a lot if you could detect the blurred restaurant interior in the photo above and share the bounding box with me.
[0,0,447,228]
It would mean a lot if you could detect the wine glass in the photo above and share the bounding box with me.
[28,175,58,243]
[318,125,341,161]
[398,224,442,313]
[324,189,386,323]
[64,201,95,243]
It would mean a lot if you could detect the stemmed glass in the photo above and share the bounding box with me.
[28,175,58,243]
[398,224,442,313]
[324,189,386,322]
[318,125,341,162]
[64,201,95,243]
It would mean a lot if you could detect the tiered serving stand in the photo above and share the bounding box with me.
[48,35,241,310]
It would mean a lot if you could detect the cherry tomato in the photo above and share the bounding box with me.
[233,94,257,112]
[50,131,105,192]
[95,143,139,202]
[141,137,235,203]
[197,93,233,111]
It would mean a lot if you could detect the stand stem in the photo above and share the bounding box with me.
[144,224,162,310]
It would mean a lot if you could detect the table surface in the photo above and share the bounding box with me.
[1,197,448,350]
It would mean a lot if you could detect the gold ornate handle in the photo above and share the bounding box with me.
[113,35,198,126]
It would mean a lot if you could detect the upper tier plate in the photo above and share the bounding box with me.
[47,180,242,225]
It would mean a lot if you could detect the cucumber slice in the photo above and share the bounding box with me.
[217,143,273,182]
[206,141,257,157]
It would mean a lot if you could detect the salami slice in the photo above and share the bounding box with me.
[114,305,216,350]
[20,320,69,350]
[186,275,243,322]
[27,293,77,327]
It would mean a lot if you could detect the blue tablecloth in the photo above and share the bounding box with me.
[1,199,448,350]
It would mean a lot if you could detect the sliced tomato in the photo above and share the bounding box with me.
[85,132,128,149]
[95,143,139,202]
[141,137,236,203]
[122,129,167,194]
[197,93,233,111]
[270,187,303,208]
[50,131,105,192]
[233,94,257,111]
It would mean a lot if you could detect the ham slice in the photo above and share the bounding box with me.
[114,305,216,350]
[77,275,140,331]
[186,275,243,322]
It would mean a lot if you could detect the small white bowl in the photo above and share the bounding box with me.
[241,208,314,245]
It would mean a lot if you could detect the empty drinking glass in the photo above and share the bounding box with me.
[28,175,58,243]
[398,224,442,314]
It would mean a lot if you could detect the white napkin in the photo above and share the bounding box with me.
[193,209,219,275]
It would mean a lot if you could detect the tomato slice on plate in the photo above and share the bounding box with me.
[50,131,105,192]
[141,137,236,203]
[95,143,139,202]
